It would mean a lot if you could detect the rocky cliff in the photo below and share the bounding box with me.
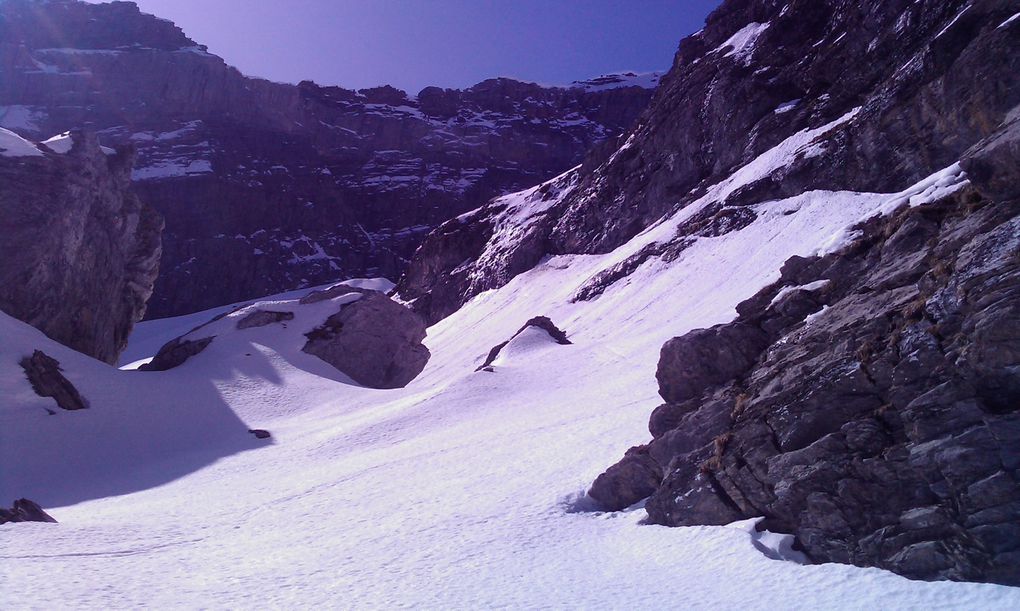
[0,127,162,364]
[397,0,1020,324]
[0,0,655,318]
[395,0,1020,585]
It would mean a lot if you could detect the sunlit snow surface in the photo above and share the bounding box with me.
[2,165,1018,606]
[0,127,44,157]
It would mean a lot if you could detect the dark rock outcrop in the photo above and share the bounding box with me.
[0,0,656,318]
[302,290,430,389]
[0,129,162,363]
[588,445,662,511]
[399,0,1020,324]
[138,336,215,372]
[656,324,768,404]
[594,167,1020,584]
[0,499,57,524]
[477,316,571,371]
[19,350,88,411]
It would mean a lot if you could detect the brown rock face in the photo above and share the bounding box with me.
[0,129,162,363]
[0,0,656,318]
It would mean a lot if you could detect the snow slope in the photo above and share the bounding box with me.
[0,127,44,157]
[3,160,1019,606]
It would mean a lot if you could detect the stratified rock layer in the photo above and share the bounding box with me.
[0,129,162,363]
[593,124,1020,583]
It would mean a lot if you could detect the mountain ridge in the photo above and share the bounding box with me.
[0,0,656,318]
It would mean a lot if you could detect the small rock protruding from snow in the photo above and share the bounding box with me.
[138,336,216,372]
[19,350,89,411]
[236,309,295,330]
[0,499,58,525]
[477,316,571,371]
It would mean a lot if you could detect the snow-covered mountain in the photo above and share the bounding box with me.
[0,0,656,318]
[2,0,1020,605]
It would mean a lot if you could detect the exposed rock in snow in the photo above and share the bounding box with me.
[0,499,57,525]
[302,289,430,389]
[236,309,295,330]
[598,168,1020,583]
[20,350,88,411]
[477,315,571,371]
[0,128,162,364]
[138,336,215,372]
[588,444,662,511]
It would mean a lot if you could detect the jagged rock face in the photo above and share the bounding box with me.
[591,116,1020,586]
[0,0,655,318]
[0,129,162,364]
[398,0,1020,324]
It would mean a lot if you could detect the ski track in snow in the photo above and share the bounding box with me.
[2,159,1017,606]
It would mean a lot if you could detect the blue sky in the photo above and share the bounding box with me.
[108,0,720,93]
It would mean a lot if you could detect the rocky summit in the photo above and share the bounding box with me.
[0,0,655,318]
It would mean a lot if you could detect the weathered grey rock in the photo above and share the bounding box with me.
[0,130,162,364]
[588,445,662,511]
[19,350,88,411]
[138,336,214,372]
[656,324,768,404]
[597,182,1020,585]
[477,316,571,371]
[0,499,57,524]
[302,291,430,389]
[236,309,294,330]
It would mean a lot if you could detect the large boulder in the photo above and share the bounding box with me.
[302,289,430,389]
[0,129,162,364]
[588,445,663,511]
